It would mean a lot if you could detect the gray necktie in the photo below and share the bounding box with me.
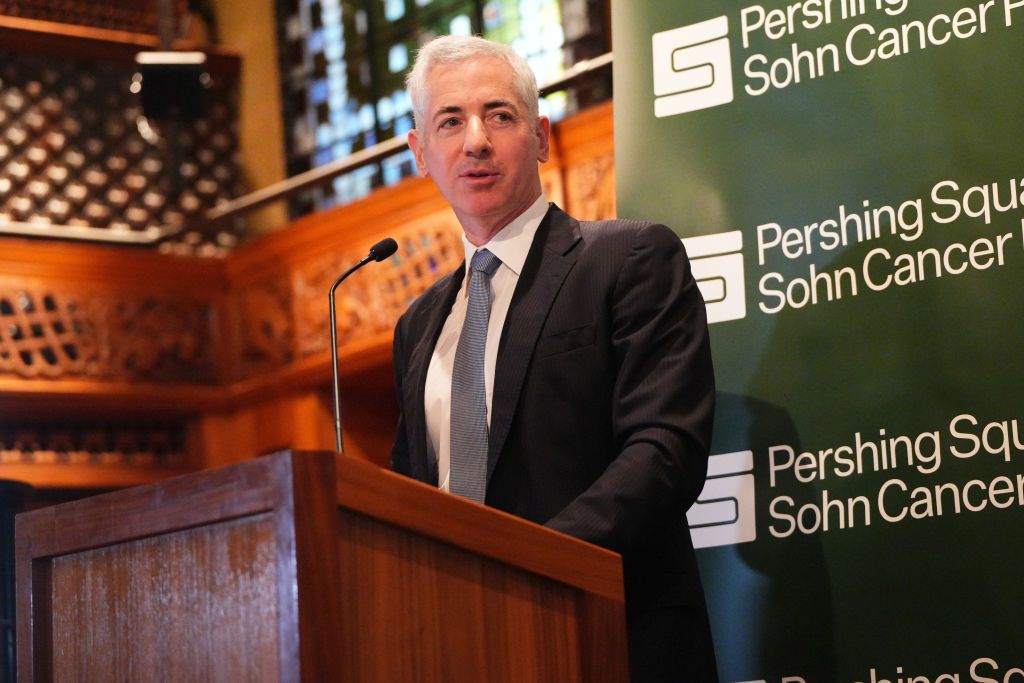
[449,249,501,503]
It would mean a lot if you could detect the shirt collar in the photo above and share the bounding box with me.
[461,194,549,279]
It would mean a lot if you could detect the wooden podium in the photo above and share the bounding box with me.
[15,451,628,682]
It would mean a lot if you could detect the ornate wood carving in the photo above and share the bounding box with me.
[106,298,216,383]
[234,275,295,377]
[0,0,187,34]
[294,255,355,359]
[564,152,617,222]
[387,216,465,317]
[0,420,188,469]
[0,288,97,379]
[0,283,215,383]
[262,213,464,365]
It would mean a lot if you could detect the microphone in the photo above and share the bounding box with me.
[329,237,399,454]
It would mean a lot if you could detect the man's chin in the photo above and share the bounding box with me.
[456,197,507,220]
[452,200,517,235]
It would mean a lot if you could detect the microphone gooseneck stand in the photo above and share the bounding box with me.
[329,237,399,454]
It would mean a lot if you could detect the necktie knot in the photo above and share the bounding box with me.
[471,249,501,279]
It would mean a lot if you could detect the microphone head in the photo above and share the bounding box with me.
[369,237,398,262]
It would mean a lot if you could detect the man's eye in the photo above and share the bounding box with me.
[493,112,513,122]
[440,118,460,129]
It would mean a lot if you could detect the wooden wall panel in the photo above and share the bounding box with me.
[335,510,584,683]
[197,390,335,469]
[49,514,280,681]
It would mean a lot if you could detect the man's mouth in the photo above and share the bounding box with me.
[461,169,497,178]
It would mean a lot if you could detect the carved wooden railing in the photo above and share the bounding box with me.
[0,100,615,490]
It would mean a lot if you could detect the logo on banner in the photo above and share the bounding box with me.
[688,450,757,549]
[682,230,747,324]
[652,15,734,118]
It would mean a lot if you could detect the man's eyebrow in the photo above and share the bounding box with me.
[432,105,463,119]
[430,100,519,120]
[483,99,518,111]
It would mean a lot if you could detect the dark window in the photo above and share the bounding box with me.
[275,0,609,215]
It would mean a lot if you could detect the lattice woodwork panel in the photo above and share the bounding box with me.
[294,256,363,359]
[388,218,465,313]
[0,289,98,378]
[0,0,187,34]
[0,50,242,246]
[0,284,215,383]
[0,420,188,468]
[230,215,462,379]
[292,217,464,362]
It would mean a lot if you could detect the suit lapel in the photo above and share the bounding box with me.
[487,205,581,479]
[404,265,465,485]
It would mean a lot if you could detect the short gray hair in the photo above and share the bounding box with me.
[405,35,540,131]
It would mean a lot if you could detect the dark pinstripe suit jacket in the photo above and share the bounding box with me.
[391,204,718,680]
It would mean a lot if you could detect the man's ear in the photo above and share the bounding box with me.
[407,128,429,177]
[535,116,551,163]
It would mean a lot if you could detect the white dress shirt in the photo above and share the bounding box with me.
[425,194,550,492]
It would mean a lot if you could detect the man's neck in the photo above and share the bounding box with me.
[458,192,544,246]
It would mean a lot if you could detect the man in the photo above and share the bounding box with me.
[391,35,718,682]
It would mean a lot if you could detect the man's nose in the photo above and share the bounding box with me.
[463,116,492,156]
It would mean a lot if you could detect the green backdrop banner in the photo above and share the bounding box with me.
[611,1,1024,681]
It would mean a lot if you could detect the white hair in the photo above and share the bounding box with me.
[405,35,540,130]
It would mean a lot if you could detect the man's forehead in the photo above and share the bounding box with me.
[423,59,522,108]
[425,55,510,79]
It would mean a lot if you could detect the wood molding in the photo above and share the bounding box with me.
[0,15,240,73]
[0,377,225,416]
[0,237,227,293]
[0,462,188,490]
[336,455,624,601]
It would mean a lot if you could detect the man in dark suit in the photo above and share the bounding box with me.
[391,35,718,682]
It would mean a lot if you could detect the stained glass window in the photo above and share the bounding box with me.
[275,0,608,216]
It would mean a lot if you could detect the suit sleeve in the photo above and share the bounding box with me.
[544,223,715,554]
[390,315,412,476]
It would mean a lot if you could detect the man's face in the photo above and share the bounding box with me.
[408,57,550,244]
